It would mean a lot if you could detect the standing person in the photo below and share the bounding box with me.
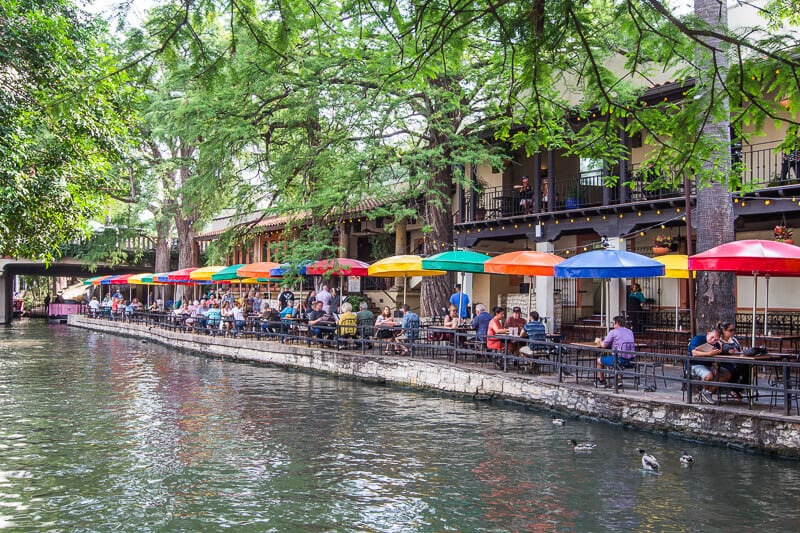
[316,284,332,313]
[627,282,647,332]
[304,290,316,314]
[595,315,636,386]
[471,304,492,343]
[514,175,534,213]
[449,284,470,319]
[278,285,294,311]
[44,294,51,315]
[329,288,340,315]
[688,326,726,404]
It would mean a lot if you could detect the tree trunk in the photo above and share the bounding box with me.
[693,0,735,332]
[420,166,454,318]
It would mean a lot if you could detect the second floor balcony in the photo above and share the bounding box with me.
[458,139,800,224]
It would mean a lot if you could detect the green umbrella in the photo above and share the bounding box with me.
[422,250,491,317]
[421,250,491,273]
[211,264,247,281]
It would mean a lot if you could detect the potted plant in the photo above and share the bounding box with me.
[652,234,672,255]
[774,225,794,245]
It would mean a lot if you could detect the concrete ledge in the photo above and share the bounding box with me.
[68,314,800,457]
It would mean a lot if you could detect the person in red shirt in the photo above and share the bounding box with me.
[487,306,509,352]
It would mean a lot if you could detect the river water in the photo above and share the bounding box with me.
[1,321,799,531]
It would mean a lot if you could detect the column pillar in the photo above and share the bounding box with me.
[607,237,624,326]
[535,241,555,333]
[0,268,9,324]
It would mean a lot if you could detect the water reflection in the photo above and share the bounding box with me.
[0,321,798,531]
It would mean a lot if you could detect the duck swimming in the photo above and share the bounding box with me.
[679,452,694,466]
[569,439,596,452]
[638,448,660,471]
[552,416,565,426]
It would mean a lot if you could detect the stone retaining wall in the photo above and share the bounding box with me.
[68,315,800,457]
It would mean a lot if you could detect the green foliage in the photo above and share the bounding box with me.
[0,0,139,262]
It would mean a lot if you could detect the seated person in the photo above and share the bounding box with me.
[337,302,358,341]
[261,303,281,337]
[505,306,527,353]
[88,297,101,317]
[308,301,335,341]
[231,302,246,332]
[279,302,298,339]
[471,304,492,344]
[717,321,745,400]
[595,315,635,386]
[437,305,460,341]
[375,306,399,354]
[486,306,509,353]
[688,326,728,404]
[355,301,375,344]
[203,303,222,331]
[521,310,548,356]
[398,304,420,356]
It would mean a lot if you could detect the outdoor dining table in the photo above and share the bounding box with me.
[753,334,800,354]
[713,353,785,409]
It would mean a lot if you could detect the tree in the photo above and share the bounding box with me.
[0,0,138,262]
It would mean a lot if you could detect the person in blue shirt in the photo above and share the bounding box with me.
[398,304,419,356]
[471,304,492,342]
[449,284,470,319]
[523,311,547,341]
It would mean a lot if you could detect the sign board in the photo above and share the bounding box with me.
[347,276,361,293]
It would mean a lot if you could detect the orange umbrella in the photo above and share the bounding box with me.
[484,250,565,315]
[236,262,281,278]
[484,250,564,276]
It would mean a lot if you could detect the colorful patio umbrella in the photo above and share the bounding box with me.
[211,264,247,281]
[269,260,312,277]
[83,275,110,286]
[368,254,446,305]
[555,249,665,328]
[422,250,492,317]
[306,258,370,277]
[484,250,565,314]
[189,266,226,281]
[237,262,281,279]
[166,268,198,282]
[688,239,800,345]
[654,254,692,330]
[127,273,152,285]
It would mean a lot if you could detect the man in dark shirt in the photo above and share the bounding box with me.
[308,300,334,340]
[471,304,492,343]
[278,286,295,311]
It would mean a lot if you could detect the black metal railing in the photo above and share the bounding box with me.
[81,310,800,416]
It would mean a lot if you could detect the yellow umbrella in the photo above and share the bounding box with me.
[189,266,226,281]
[368,255,446,305]
[654,254,694,330]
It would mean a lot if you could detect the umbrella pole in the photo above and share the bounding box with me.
[752,274,758,348]
[674,281,679,330]
[403,275,407,307]
[528,275,533,316]
[764,274,770,336]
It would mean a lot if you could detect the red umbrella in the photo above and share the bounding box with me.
[306,258,370,277]
[166,268,198,282]
[689,239,800,344]
[107,274,137,285]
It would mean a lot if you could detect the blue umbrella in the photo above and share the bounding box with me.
[269,260,312,277]
[555,250,664,328]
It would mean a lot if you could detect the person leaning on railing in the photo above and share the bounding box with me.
[688,326,730,405]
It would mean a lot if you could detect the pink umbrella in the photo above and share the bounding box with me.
[306,258,370,277]
[689,239,800,345]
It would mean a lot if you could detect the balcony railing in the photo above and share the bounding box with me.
[460,139,799,224]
